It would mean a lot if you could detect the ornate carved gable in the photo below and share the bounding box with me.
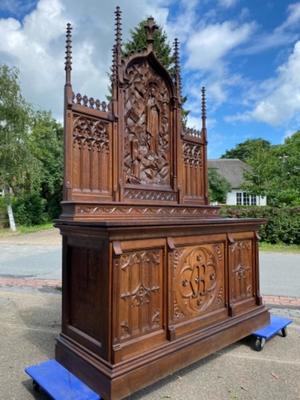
[62,10,212,218]
[123,59,172,186]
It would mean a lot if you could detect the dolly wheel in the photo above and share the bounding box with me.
[254,337,266,351]
[282,327,288,337]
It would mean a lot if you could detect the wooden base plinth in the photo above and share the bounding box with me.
[56,306,269,400]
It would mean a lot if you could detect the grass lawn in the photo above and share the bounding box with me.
[0,222,53,236]
[259,241,300,253]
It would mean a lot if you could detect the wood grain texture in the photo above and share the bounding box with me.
[56,14,269,400]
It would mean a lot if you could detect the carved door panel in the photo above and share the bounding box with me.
[112,239,166,361]
[228,233,256,315]
[168,235,228,338]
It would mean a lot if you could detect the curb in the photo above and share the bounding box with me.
[0,277,61,288]
[0,279,299,308]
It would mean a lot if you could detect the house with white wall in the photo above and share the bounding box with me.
[208,159,267,206]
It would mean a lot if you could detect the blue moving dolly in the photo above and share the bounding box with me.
[252,315,293,351]
[25,359,101,399]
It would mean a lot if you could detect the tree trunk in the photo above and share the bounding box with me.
[7,203,16,232]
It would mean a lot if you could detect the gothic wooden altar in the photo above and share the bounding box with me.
[55,9,269,400]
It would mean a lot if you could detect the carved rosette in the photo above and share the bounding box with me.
[123,61,171,185]
[73,114,109,153]
[173,246,224,319]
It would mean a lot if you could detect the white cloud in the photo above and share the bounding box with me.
[218,0,238,8]
[241,2,300,55]
[0,0,169,119]
[282,2,300,29]
[186,21,254,70]
[0,0,36,17]
[228,40,300,126]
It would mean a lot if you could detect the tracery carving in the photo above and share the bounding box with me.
[116,249,162,340]
[183,142,202,166]
[124,61,171,185]
[73,115,109,152]
[229,239,253,301]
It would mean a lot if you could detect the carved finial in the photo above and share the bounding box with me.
[111,45,117,81]
[115,6,122,50]
[65,22,72,85]
[174,38,182,99]
[144,17,158,51]
[201,86,207,140]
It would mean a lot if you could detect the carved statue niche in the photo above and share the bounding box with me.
[124,61,171,186]
[146,82,160,154]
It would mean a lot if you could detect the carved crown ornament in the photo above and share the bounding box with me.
[62,6,213,217]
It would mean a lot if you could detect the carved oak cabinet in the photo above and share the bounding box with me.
[55,11,269,400]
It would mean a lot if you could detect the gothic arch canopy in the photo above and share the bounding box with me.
[123,54,173,187]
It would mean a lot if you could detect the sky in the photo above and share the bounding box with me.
[0,0,300,158]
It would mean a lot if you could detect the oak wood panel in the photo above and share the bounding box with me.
[112,240,167,362]
[56,13,269,400]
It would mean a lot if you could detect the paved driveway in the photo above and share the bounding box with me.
[260,252,300,297]
[0,230,299,297]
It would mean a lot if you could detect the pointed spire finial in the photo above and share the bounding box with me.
[144,17,158,51]
[201,86,207,139]
[174,38,182,100]
[65,22,72,85]
[111,44,117,82]
[115,6,122,50]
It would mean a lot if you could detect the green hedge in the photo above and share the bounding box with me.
[13,193,48,226]
[220,206,300,245]
[0,197,8,228]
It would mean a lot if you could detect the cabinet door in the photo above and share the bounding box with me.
[228,232,256,316]
[112,239,167,361]
[168,234,228,338]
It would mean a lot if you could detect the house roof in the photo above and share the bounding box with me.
[208,159,252,189]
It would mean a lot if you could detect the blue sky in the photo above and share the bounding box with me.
[1,0,300,158]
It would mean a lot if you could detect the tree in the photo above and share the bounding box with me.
[0,65,40,230]
[29,111,63,219]
[223,133,300,206]
[208,169,231,204]
[123,19,173,71]
[221,139,271,162]
[122,18,189,124]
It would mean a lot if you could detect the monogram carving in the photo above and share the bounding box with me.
[73,115,109,152]
[124,61,171,185]
[173,245,224,318]
[183,142,202,166]
[229,239,253,301]
[116,249,163,341]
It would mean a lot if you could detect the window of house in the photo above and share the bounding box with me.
[251,195,257,205]
[236,192,242,205]
[243,193,250,206]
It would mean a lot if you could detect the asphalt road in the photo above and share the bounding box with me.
[0,240,299,297]
[0,289,299,400]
